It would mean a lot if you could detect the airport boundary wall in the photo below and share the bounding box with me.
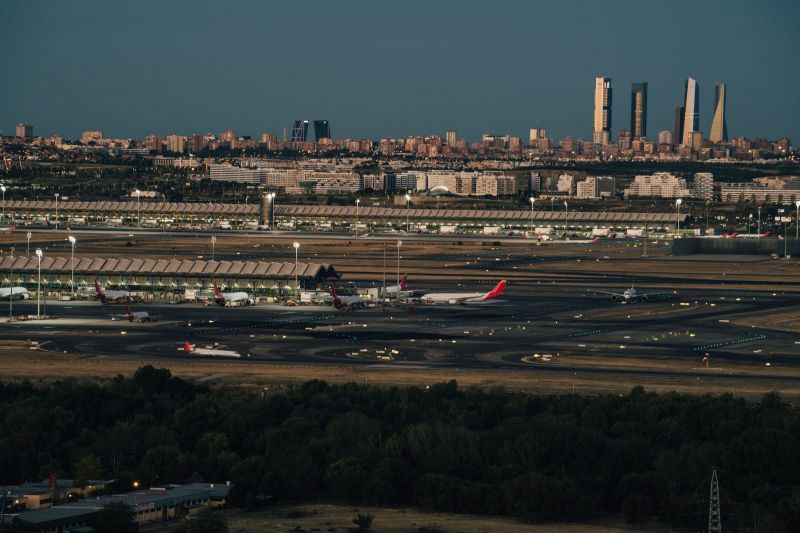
[672,238,800,256]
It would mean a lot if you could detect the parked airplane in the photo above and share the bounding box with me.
[596,279,674,303]
[212,284,254,306]
[0,224,17,233]
[384,274,408,294]
[420,279,507,305]
[736,230,771,238]
[112,305,158,322]
[330,284,367,310]
[94,281,138,304]
[182,341,241,358]
[0,286,29,300]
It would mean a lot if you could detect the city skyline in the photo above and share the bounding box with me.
[2,1,798,142]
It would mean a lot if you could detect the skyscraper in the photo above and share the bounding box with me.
[681,77,699,146]
[314,120,330,141]
[593,77,612,144]
[630,82,647,139]
[445,130,457,147]
[673,106,684,147]
[16,123,33,139]
[291,120,309,142]
[709,83,727,143]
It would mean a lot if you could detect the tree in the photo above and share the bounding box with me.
[171,507,228,533]
[94,501,137,533]
[74,453,105,488]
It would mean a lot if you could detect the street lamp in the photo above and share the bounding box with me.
[26,231,31,256]
[563,201,568,235]
[54,193,59,230]
[1,185,6,221]
[529,197,535,235]
[705,199,710,233]
[35,248,43,318]
[68,235,76,298]
[293,242,300,301]
[135,189,141,228]
[396,240,402,302]
[404,194,411,233]
[211,234,216,261]
[748,213,753,235]
[675,198,683,233]
[355,198,360,237]
[269,192,276,228]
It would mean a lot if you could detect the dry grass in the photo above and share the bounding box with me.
[225,503,667,533]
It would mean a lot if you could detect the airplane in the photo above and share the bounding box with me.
[0,286,29,300]
[94,280,138,304]
[419,279,507,305]
[182,341,241,358]
[595,279,674,303]
[0,224,17,233]
[111,305,158,322]
[330,284,367,310]
[384,274,408,295]
[736,230,771,238]
[212,283,254,306]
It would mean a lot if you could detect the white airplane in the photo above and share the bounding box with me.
[596,279,674,303]
[330,284,367,310]
[0,224,17,233]
[0,286,29,300]
[212,284,254,306]
[182,341,241,358]
[384,274,408,294]
[111,305,158,322]
[420,279,507,305]
[95,281,138,304]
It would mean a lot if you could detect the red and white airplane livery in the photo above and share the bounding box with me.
[420,280,507,305]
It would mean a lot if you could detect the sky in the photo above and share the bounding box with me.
[2,0,799,143]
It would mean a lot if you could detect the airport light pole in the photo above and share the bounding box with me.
[270,192,276,228]
[529,197,535,235]
[54,193,59,231]
[757,206,762,235]
[550,197,554,211]
[675,198,682,234]
[26,231,31,256]
[1,185,6,221]
[795,200,800,240]
[563,201,568,235]
[211,234,216,261]
[293,242,300,301]
[396,240,402,302]
[705,199,710,233]
[68,235,76,298]
[404,194,411,233]
[9,262,13,320]
[135,189,141,228]
[748,213,752,235]
[355,198,360,237]
[35,248,43,318]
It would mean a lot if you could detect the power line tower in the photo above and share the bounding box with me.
[708,469,722,533]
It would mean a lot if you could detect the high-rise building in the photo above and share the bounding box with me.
[709,83,727,143]
[445,130,457,147]
[682,77,699,146]
[291,120,309,142]
[630,82,647,139]
[529,128,546,143]
[673,107,684,147]
[81,131,103,144]
[692,173,714,200]
[313,120,330,141]
[16,123,33,139]
[658,131,673,145]
[593,77,612,144]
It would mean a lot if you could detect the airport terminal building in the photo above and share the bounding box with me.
[2,198,686,234]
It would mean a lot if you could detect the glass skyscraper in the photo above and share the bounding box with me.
[630,82,647,139]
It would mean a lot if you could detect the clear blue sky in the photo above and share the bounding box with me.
[2,0,798,143]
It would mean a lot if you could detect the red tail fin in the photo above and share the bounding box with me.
[763,230,771,237]
[400,274,408,290]
[183,341,193,352]
[484,280,507,300]
[125,305,134,321]
[212,283,225,305]
[94,280,107,304]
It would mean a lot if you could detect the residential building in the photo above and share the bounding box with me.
[593,76,612,144]
[709,83,728,143]
[673,106,684,147]
[576,176,615,199]
[692,172,714,200]
[16,123,33,138]
[445,130,457,146]
[630,82,647,139]
[658,130,673,145]
[81,131,103,144]
[166,134,186,153]
[557,173,576,196]
[529,128,547,143]
[624,172,691,198]
[209,163,268,185]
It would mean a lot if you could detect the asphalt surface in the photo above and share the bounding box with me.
[4,280,799,385]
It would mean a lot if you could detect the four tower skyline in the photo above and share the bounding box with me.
[593,76,728,146]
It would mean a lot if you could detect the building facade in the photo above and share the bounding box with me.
[630,82,648,139]
[593,77,613,145]
[709,83,728,143]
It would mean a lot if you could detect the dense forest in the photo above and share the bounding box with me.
[1,367,798,532]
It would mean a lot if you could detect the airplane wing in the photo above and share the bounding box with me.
[637,291,674,298]
[595,291,624,297]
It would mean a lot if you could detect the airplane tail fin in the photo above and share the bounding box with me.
[763,230,771,237]
[94,280,107,303]
[183,341,193,353]
[400,274,408,290]
[484,280,507,300]
[125,305,134,321]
